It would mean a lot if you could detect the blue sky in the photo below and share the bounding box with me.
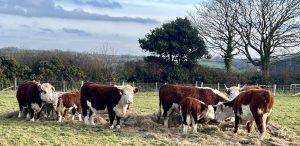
[0,0,202,55]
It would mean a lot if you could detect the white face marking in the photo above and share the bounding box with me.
[40,83,56,103]
[239,105,254,124]
[114,85,137,117]
[227,87,240,99]
[215,102,235,121]
[203,105,215,120]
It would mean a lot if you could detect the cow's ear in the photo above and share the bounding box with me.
[37,84,42,92]
[51,86,55,92]
[221,104,224,111]
[134,87,138,94]
[119,89,124,95]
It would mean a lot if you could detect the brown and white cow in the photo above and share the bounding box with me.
[16,80,56,121]
[215,89,274,140]
[56,91,81,122]
[180,97,215,134]
[158,84,228,127]
[80,82,138,129]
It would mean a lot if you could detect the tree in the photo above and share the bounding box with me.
[234,0,300,82]
[189,0,240,73]
[0,56,30,80]
[139,17,207,66]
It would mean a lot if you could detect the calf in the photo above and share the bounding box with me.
[56,91,81,122]
[81,82,138,129]
[180,97,215,134]
[16,81,56,121]
[159,84,228,127]
[215,89,274,139]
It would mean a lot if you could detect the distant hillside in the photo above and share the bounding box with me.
[270,55,300,74]
[198,58,256,71]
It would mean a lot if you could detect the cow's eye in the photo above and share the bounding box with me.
[43,91,46,94]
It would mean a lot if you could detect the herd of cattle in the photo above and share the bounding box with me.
[15,80,274,140]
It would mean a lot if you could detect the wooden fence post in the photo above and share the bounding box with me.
[217,82,220,90]
[81,81,84,87]
[63,81,66,92]
[201,82,203,87]
[195,81,198,87]
[273,84,277,96]
[14,78,17,91]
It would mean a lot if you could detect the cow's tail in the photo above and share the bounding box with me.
[157,99,162,123]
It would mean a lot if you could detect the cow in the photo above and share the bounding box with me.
[56,91,81,122]
[16,80,56,121]
[214,89,274,140]
[158,84,229,128]
[80,82,138,129]
[224,84,263,99]
[180,97,215,134]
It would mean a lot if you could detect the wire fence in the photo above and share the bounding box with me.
[1,79,300,96]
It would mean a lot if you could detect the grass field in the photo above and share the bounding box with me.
[0,91,299,145]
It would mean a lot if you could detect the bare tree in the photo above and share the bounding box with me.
[189,0,240,73]
[234,0,300,82]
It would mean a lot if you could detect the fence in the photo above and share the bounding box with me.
[1,78,300,96]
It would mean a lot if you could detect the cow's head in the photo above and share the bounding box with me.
[214,102,234,121]
[224,84,240,99]
[114,85,138,117]
[38,83,56,103]
[202,104,215,120]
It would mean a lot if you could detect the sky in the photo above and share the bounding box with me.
[0,0,202,55]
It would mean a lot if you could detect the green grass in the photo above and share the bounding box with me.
[0,91,299,145]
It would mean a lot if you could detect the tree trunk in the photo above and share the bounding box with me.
[224,35,234,73]
[260,56,270,83]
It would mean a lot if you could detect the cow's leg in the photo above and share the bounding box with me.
[162,103,172,128]
[192,113,198,134]
[253,113,264,140]
[108,109,116,129]
[57,111,63,122]
[28,107,35,122]
[116,116,121,129]
[83,108,90,125]
[234,115,240,133]
[18,105,23,118]
[89,110,95,125]
[77,105,82,121]
[246,121,254,135]
[71,107,77,120]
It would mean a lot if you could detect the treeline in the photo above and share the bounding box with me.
[0,47,299,84]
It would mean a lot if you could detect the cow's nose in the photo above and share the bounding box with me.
[127,100,133,104]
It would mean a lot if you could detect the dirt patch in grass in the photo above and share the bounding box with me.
[1,111,300,146]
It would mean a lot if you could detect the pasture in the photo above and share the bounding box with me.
[0,91,300,145]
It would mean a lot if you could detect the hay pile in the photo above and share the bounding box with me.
[1,111,299,145]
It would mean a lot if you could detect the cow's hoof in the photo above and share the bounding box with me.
[30,118,35,122]
[116,125,121,129]
[109,125,115,129]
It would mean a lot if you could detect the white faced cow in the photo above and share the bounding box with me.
[80,82,138,129]
[16,81,56,121]
[215,89,274,140]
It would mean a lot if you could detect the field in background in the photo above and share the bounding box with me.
[0,91,299,145]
